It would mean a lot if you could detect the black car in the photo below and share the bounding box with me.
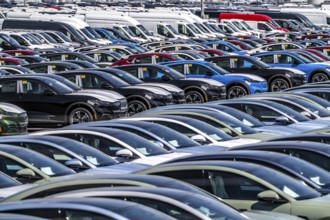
[15,55,48,64]
[88,67,186,104]
[0,75,126,128]
[206,55,306,91]
[56,70,173,116]
[22,61,82,74]
[117,64,226,103]
[40,51,98,64]
[65,60,99,68]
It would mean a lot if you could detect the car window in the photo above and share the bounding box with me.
[143,67,165,79]
[217,44,233,52]
[234,58,253,69]
[81,75,109,89]
[287,149,330,172]
[150,121,200,139]
[258,55,274,64]
[123,68,139,78]
[268,45,282,51]
[188,64,210,75]
[30,65,48,73]
[125,197,200,220]
[0,155,27,178]
[156,56,172,62]
[213,59,230,68]
[207,171,268,200]
[47,55,62,61]
[277,54,298,64]
[240,104,282,123]
[21,80,50,94]
[134,56,152,64]
[169,64,184,73]
[0,81,17,93]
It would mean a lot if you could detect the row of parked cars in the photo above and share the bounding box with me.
[2,7,330,220]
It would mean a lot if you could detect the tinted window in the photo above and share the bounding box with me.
[258,55,274,64]
[21,80,50,94]
[143,67,165,79]
[0,81,16,93]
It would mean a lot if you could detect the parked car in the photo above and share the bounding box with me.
[0,75,126,128]
[23,61,83,74]
[206,55,306,91]
[117,64,227,103]
[0,103,28,135]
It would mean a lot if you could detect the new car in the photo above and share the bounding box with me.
[161,60,267,98]
[252,51,330,82]
[0,103,28,135]
[206,55,306,91]
[56,70,173,116]
[117,64,226,103]
[137,160,330,220]
[22,61,83,74]
[0,75,126,128]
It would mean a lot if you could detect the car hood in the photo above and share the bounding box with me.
[83,163,150,174]
[289,121,329,132]
[243,210,303,220]
[78,89,125,100]
[227,73,265,82]
[181,78,225,86]
[254,126,301,135]
[67,91,121,102]
[0,103,26,114]
[293,193,330,209]
[125,85,172,95]
[240,132,282,141]
[132,152,191,166]
[213,138,260,148]
[139,83,183,93]
[0,184,37,199]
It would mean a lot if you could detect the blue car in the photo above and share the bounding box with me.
[94,28,127,44]
[201,41,248,55]
[161,60,268,98]
[252,51,330,82]
[296,39,327,47]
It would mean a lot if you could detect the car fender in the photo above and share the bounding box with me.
[184,86,208,101]
[309,69,330,82]
[65,102,98,121]
[126,95,152,109]
[268,74,292,87]
[226,81,250,94]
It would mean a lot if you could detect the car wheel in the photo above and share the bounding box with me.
[185,91,205,103]
[227,85,248,99]
[270,78,290,92]
[311,72,329,82]
[128,100,148,116]
[68,107,93,125]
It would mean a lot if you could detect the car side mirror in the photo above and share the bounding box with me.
[257,190,285,203]
[116,149,134,158]
[191,134,208,144]
[275,116,292,125]
[16,168,36,179]
[293,60,300,65]
[206,71,214,76]
[43,89,55,96]
[64,159,84,169]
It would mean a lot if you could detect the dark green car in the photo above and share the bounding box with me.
[0,103,28,135]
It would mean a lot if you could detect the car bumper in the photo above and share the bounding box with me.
[205,87,227,101]
[95,99,128,120]
[249,81,268,94]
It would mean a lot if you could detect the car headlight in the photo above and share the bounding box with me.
[285,72,294,78]
[87,100,114,107]
[201,84,222,91]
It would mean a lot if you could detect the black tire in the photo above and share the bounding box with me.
[227,85,248,99]
[311,72,329,82]
[185,90,205,103]
[128,100,148,116]
[68,107,93,125]
[269,78,290,92]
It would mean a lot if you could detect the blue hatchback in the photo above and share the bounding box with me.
[161,60,268,99]
[252,51,330,82]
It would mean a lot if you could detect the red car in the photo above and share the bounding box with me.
[199,49,228,57]
[111,52,182,66]
[309,46,330,57]
[299,34,330,40]
[2,50,40,56]
[0,57,29,65]
[227,40,253,50]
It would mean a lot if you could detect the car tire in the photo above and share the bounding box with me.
[185,90,205,103]
[227,85,248,99]
[311,72,329,82]
[68,107,94,125]
[128,100,148,116]
[269,78,290,92]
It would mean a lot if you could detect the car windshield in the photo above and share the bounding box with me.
[232,21,245,31]
[102,74,131,88]
[86,26,102,39]
[8,148,75,177]
[80,28,96,40]
[194,23,208,33]
[181,194,246,220]
[113,132,169,156]
[41,78,76,94]
[278,156,330,188]
[252,167,321,200]
[22,34,41,45]
[182,119,233,142]
[166,25,180,35]
[39,33,57,44]
[267,102,311,122]
[122,26,138,37]
[206,62,230,74]
[186,24,201,34]
[0,172,20,188]
[137,25,152,36]
[56,32,73,42]
[139,123,199,148]
[294,99,330,117]
[0,34,20,46]
[297,93,330,110]
[160,66,186,79]
[108,69,143,85]
[251,58,270,68]
[63,142,118,167]
[296,53,313,64]
[241,21,254,31]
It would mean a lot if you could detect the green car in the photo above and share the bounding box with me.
[137,161,330,220]
[0,102,28,135]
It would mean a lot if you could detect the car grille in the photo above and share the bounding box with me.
[17,113,28,127]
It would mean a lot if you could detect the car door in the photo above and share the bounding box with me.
[232,57,260,75]
[185,63,215,79]
[19,79,67,125]
[274,54,301,69]
[211,58,232,72]
[141,66,173,83]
